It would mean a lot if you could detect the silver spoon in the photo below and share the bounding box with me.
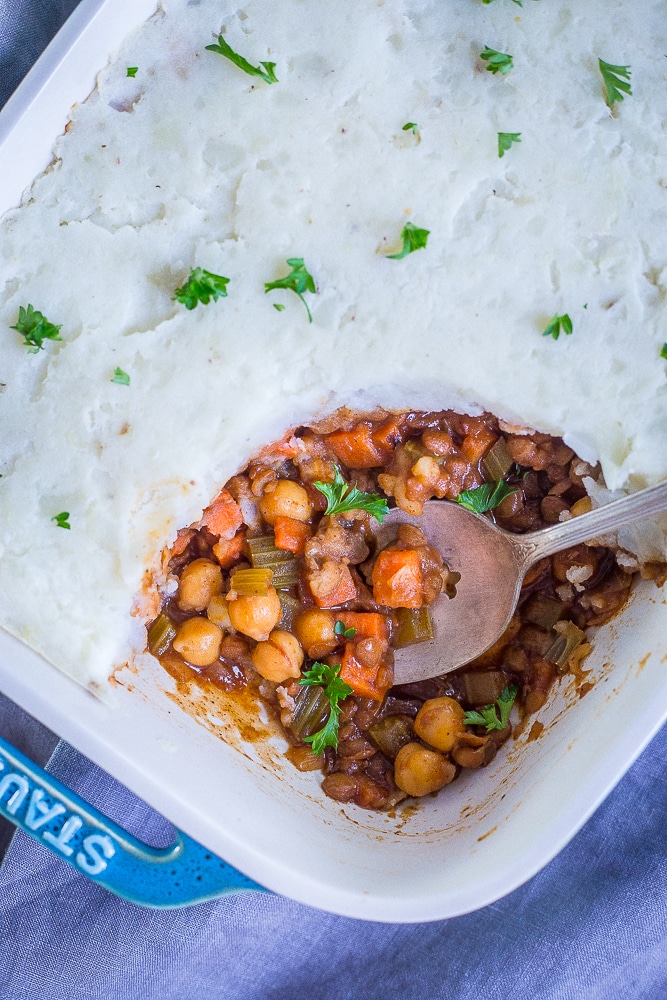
[373,480,667,685]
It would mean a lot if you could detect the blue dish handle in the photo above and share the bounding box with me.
[0,734,265,906]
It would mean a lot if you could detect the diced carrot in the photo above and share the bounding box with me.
[212,532,245,569]
[336,612,390,643]
[273,516,313,555]
[370,418,404,455]
[339,642,392,702]
[201,491,243,539]
[208,488,234,506]
[169,529,195,558]
[326,423,388,469]
[254,433,300,463]
[372,548,424,608]
[309,559,357,608]
[461,427,498,465]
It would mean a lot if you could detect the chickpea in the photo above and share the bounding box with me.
[177,558,223,612]
[258,479,312,526]
[207,594,231,629]
[570,496,593,518]
[227,586,282,641]
[173,617,222,667]
[252,629,304,683]
[293,609,337,658]
[414,697,466,753]
[411,456,441,488]
[394,743,456,797]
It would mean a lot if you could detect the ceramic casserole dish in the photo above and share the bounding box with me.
[0,0,666,922]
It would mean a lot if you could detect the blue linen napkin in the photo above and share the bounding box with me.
[1,3,667,997]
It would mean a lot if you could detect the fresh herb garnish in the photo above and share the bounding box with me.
[402,122,419,134]
[313,467,389,523]
[52,512,71,530]
[598,58,632,107]
[483,0,524,5]
[542,313,573,340]
[273,303,286,312]
[11,305,62,353]
[264,258,316,322]
[661,343,667,361]
[334,620,357,639]
[299,662,353,754]
[463,685,518,732]
[498,132,521,158]
[173,268,230,310]
[480,47,514,76]
[126,67,138,78]
[111,367,130,386]
[385,221,430,260]
[205,34,278,85]
[455,480,517,514]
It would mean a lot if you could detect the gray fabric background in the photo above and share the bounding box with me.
[0,0,81,106]
[1,3,667,998]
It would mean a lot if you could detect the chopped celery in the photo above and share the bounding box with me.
[545,620,586,669]
[246,535,300,587]
[523,593,565,630]
[482,437,513,481]
[368,715,414,759]
[229,567,273,596]
[278,591,302,631]
[269,561,300,587]
[290,685,331,740]
[147,612,176,656]
[394,606,435,648]
[247,534,292,566]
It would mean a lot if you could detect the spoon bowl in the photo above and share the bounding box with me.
[379,480,667,686]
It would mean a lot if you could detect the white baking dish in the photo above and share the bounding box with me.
[1,0,666,922]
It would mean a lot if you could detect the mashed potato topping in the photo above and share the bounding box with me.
[0,0,666,689]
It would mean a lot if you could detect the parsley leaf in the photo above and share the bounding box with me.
[498,132,521,158]
[480,47,514,76]
[11,305,62,353]
[111,367,130,386]
[334,620,357,639]
[463,685,518,732]
[173,268,230,310]
[455,480,517,514]
[661,343,667,361]
[542,313,573,340]
[385,221,430,260]
[402,122,419,134]
[598,58,632,107]
[299,662,353,754]
[52,511,71,530]
[205,34,278,85]
[273,303,286,312]
[313,467,389,523]
[126,67,138,78]
[300,661,350,696]
[264,258,316,322]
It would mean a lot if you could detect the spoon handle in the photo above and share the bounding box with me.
[511,479,667,569]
